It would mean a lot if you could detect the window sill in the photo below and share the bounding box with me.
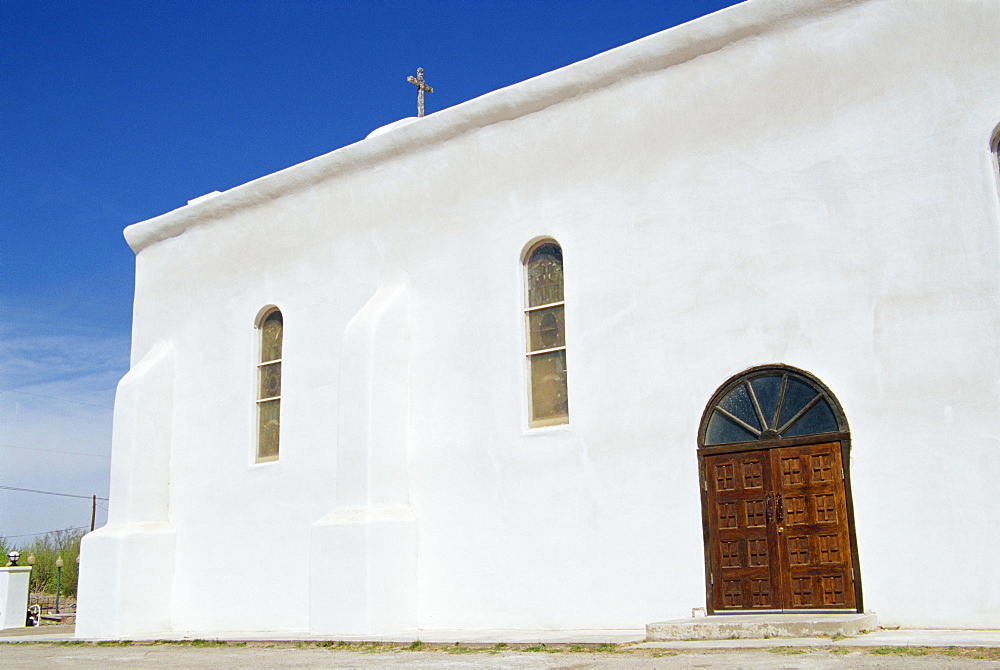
[253,455,280,465]
[523,421,571,436]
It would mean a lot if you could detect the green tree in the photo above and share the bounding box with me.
[15,529,85,596]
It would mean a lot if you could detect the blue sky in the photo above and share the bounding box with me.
[1,0,742,542]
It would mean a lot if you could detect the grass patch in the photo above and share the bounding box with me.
[57,640,87,646]
[314,641,391,653]
[445,645,476,654]
[316,640,351,648]
[524,644,546,652]
[407,640,424,651]
[95,640,132,646]
[593,642,618,652]
[927,645,1000,660]
[831,648,851,655]
[189,639,226,647]
[768,646,806,655]
[870,646,927,656]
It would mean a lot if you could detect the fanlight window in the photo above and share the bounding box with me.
[703,369,842,446]
[524,241,569,427]
[256,308,282,461]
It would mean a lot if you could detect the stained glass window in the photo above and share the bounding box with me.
[703,370,841,446]
[525,241,568,427]
[256,309,282,461]
[527,244,564,308]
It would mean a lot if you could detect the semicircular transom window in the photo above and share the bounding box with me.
[703,369,842,446]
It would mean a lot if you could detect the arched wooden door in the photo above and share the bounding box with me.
[698,366,863,613]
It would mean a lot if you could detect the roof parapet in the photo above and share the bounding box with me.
[124,0,858,254]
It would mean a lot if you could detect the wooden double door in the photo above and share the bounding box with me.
[702,441,858,612]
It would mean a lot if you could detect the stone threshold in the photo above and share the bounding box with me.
[646,612,878,641]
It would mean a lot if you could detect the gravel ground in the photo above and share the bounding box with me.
[2,641,999,669]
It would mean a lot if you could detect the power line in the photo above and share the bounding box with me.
[0,388,114,410]
[0,485,108,501]
[2,526,90,540]
[0,443,110,460]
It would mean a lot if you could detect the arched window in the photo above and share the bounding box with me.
[699,366,847,448]
[524,241,569,427]
[994,127,1000,192]
[256,308,282,461]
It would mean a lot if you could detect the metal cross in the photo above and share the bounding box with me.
[407,67,433,117]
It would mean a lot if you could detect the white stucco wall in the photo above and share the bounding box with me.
[0,567,32,630]
[78,0,1000,636]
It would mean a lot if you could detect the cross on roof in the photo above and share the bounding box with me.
[407,67,433,118]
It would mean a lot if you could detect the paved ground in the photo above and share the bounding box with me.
[3,626,1000,668]
[1,640,999,669]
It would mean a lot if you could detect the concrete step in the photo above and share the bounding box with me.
[646,612,878,641]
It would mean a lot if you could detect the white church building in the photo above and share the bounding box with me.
[78,0,999,637]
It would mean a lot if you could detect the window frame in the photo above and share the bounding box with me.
[522,239,570,429]
[255,307,282,463]
[992,123,1000,200]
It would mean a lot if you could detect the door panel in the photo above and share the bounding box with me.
[772,442,856,609]
[704,450,779,610]
[704,442,856,611]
